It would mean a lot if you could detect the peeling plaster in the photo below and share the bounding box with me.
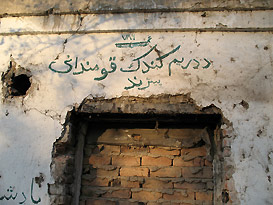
[0,8,272,205]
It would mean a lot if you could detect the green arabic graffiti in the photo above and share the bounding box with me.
[48,35,213,90]
[0,178,41,204]
[124,76,162,90]
[115,36,152,48]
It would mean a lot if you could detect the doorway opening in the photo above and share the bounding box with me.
[49,95,226,205]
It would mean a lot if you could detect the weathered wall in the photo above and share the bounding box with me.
[0,0,272,15]
[0,1,273,204]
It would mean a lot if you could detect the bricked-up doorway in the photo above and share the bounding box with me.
[49,95,224,205]
[80,119,218,205]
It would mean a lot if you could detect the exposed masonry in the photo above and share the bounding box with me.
[80,129,214,204]
[49,95,237,204]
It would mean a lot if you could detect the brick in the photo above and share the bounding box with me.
[86,199,116,205]
[121,146,149,155]
[103,189,131,199]
[129,176,145,183]
[81,177,109,187]
[132,191,162,201]
[150,167,181,177]
[182,167,213,179]
[112,155,140,166]
[89,155,111,166]
[147,203,164,205]
[143,178,173,189]
[173,157,194,167]
[193,158,205,166]
[150,147,180,156]
[110,178,121,187]
[142,156,172,166]
[181,147,207,161]
[174,182,206,190]
[196,192,213,201]
[120,167,149,177]
[81,187,108,197]
[93,144,120,155]
[121,179,140,188]
[163,191,194,200]
[95,168,119,177]
[119,202,140,205]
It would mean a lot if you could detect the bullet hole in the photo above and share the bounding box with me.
[230,57,235,62]
[265,76,268,79]
[10,74,31,96]
[239,100,249,110]
[268,176,271,183]
[222,190,229,203]
[35,173,45,188]
[45,8,54,15]
[255,45,259,49]
[2,59,32,98]
[257,129,262,137]
[264,46,269,50]
[201,12,206,17]
[5,110,9,116]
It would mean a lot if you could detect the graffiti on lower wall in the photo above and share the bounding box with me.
[48,34,212,90]
[0,178,41,204]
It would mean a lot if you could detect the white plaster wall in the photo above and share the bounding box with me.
[0,11,272,205]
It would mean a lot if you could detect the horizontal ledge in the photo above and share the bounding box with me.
[1,28,273,36]
[1,7,273,17]
[1,10,272,35]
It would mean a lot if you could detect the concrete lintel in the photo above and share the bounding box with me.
[78,95,221,116]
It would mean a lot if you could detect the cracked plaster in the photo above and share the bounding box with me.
[0,8,272,205]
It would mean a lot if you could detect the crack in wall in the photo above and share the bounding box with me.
[54,14,85,60]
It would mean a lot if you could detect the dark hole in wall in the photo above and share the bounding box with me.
[10,74,31,96]
[222,190,229,203]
